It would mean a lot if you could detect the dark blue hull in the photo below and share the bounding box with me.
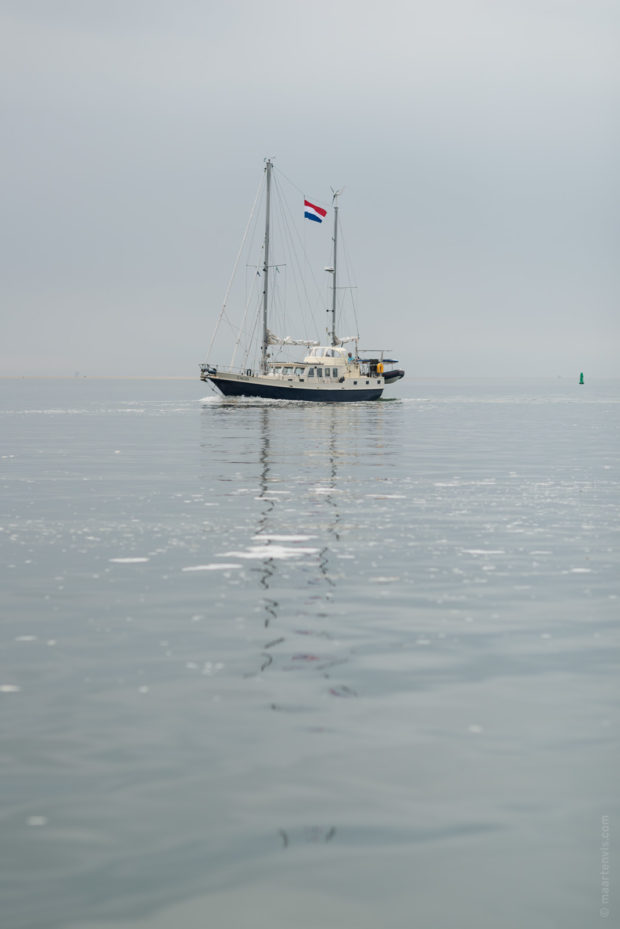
[208,377,383,403]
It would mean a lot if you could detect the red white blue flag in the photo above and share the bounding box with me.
[304,199,327,223]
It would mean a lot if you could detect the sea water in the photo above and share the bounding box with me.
[1,377,618,929]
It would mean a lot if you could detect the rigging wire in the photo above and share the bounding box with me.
[207,162,361,369]
[271,173,323,342]
[230,187,266,368]
[276,169,323,334]
[231,281,262,369]
[240,303,262,370]
[206,171,265,363]
[338,224,361,340]
[272,165,307,199]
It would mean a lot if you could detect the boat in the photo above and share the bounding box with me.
[200,159,405,402]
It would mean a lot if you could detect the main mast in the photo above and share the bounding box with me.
[261,159,273,374]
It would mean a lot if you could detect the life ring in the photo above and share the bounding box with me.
[376,362,384,375]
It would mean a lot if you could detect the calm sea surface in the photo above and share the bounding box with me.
[1,377,618,929]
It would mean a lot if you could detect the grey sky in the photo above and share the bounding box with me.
[1,0,618,377]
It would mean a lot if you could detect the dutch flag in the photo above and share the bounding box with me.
[304,199,327,223]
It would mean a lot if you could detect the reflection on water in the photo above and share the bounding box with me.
[0,379,618,929]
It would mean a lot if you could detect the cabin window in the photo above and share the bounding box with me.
[294,366,304,376]
[324,368,330,377]
[308,368,315,377]
[317,367,323,378]
[332,368,338,377]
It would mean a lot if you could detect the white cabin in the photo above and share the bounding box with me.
[303,346,351,364]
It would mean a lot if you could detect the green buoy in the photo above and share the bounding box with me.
[579,372,584,385]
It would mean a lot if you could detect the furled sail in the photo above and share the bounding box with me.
[267,329,319,347]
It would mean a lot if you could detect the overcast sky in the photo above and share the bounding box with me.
[1,0,618,378]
